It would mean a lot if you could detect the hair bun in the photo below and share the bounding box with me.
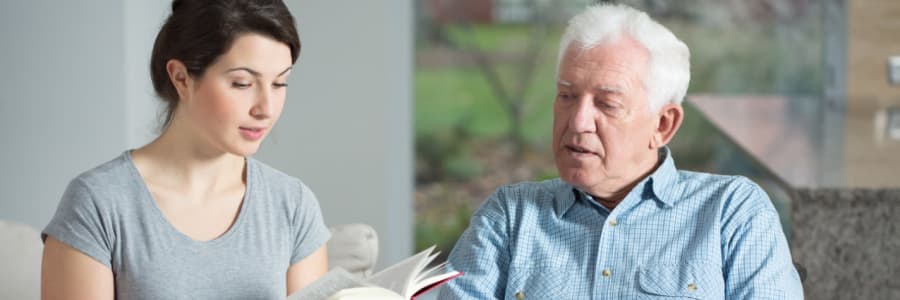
[171,0,185,13]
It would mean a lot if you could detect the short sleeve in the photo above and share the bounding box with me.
[289,181,331,265]
[42,178,113,268]
[438,188,510,299]
[721,178,804,299]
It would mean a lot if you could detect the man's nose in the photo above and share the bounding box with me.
[570,96,597,133]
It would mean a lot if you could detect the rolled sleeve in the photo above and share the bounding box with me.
[290,181,331,265]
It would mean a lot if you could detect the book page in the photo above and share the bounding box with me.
[286,268,366,300]
[411,262,462,295]
[324,287,404,300]
[414,261,448,284]
[411,271,463,299]
[366,246,436,297]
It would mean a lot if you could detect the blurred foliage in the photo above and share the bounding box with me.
[415,199,473,263]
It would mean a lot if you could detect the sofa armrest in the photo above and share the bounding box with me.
[326,223,379,278]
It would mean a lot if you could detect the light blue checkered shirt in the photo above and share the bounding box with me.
[439,148,803,299]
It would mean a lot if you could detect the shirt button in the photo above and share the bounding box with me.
[515,291,525,299]
[608,219,618,226]
[601,269,611,277]
[687,283,697,291]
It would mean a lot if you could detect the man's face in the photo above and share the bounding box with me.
[552,36,660,194]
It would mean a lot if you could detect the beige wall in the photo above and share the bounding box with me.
[847,0,900,102]
[845,0,900,187]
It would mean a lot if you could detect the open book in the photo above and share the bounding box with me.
[288,246,462,300]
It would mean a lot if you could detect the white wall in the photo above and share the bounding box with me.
[123,1,170,148]
[0,0,413,268]
[0,0,128,231]
[267,1,414,268]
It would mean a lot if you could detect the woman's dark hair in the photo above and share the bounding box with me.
[150,0,300,128]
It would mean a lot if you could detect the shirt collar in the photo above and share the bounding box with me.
[554,180,579,217]
[647,146,679,208]
[554,147,680,216]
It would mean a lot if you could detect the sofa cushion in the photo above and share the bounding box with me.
[0,220,42,300]
[327,223,379,277]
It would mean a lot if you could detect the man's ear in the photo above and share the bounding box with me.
[166,59,193,102]
[650,103,684,149]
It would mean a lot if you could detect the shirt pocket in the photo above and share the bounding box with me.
[505,263,571,299]
[637,262,724,299]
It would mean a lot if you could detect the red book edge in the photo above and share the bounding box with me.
[410,271,464,300]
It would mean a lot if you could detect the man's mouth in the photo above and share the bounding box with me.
[566,145,596,155]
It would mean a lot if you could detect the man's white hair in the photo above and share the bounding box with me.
[557,4,691,112]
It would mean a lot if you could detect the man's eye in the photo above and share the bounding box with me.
[273,82,288,88]
[232,82,251,88]
[597,100,620,110]
[558,93,575,100]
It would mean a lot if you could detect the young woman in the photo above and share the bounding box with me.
[41,1,329,299]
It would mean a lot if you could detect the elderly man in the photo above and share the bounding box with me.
[438,4,804,299]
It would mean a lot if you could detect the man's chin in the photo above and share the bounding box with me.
[558,169,598,188]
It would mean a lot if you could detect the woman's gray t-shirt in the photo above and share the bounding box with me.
[42,152,331,299]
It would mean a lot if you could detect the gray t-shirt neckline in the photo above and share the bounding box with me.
[121,150,252,246]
